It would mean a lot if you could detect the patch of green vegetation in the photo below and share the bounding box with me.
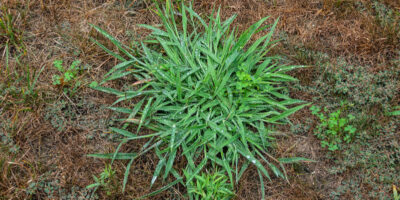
[44,98,117,140]
[89,2,311,198]
[0,53,45,108]
[0,6,24,51]
[52,59,84,96]
[290,44,399,198]
[290,119,313,136]
[295,58,399,127]
[310,102,357,151]
[329,121,400,199]
[0,120,19,154]
[26,177,98,200]
[87,164,117,196]
[372,0,400,39]
[185,170,234,200]
[52,60,81,86]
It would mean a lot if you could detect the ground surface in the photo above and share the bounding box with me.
[0,0,399,199]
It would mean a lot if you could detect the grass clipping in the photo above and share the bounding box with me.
[89,2,311,198]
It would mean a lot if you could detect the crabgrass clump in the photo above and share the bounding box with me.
[90,2,310,198]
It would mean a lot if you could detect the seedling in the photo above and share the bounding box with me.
[52,60,81,86]
[87,164,116,196]
[310,103,357,151]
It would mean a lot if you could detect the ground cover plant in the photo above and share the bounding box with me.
[90,1,310,198]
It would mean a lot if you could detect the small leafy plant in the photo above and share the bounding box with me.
[185,170,234,200]
[310,103,357,151]
[89,1,311,198]
[87,164,116,196]
[52,60,80,87]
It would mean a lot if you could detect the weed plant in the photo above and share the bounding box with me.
[310,102,357,151]
[44,98,117,138]
[0,6,24,51]
[185,170,234,200]
[52,59,85,96]
[90,2,310,198]
[87,164,116,196]
[52,60,81,86]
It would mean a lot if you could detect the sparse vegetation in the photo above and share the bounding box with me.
[0,5,24,51]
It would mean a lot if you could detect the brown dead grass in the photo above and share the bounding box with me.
[1,0,399,199]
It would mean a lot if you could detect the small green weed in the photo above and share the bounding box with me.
[0,6,24,51]
[52,60,80,85]
[185,170,234,200]
[87,164,116,196]
[310,102,357,151]
[51,59,85,97]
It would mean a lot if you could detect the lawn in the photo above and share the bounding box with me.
[1,0,399,199]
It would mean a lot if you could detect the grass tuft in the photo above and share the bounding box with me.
[90,1,310,197]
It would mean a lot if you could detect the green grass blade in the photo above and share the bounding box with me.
[268,103,311,123]
[123,158,135,192]
[91,24,134,59]
[278,157,315,163]
[87,153,137,160]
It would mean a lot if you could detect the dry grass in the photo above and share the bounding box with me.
[0,0,399,199]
